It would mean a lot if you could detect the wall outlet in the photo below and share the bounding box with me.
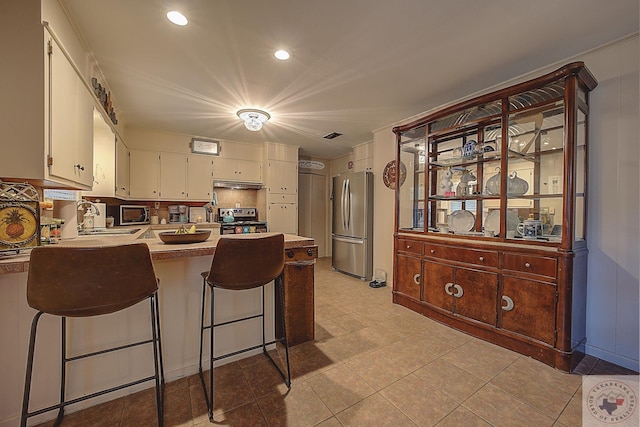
[154,202,160,210]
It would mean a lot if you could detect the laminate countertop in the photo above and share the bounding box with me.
[0,226,314,275]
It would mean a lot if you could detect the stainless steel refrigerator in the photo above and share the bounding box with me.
[332,171,373,280]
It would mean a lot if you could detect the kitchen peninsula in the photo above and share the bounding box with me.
[0,229,316,427]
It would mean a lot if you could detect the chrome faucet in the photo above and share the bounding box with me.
[77,199,101,215]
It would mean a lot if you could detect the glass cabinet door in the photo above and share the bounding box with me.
[506,92,565,242]
[398,125,426,231]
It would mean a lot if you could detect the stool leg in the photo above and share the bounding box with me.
[150,293,164,427]
[209,284,215,421]
[55,316,68,425]
[276,275,292,387]
[197,279,215,421]
[20,311,44,427]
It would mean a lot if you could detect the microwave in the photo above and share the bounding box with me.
[108,205,150,225]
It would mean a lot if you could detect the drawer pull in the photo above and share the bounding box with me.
[430,249,435,254]
[413,274,421,285]
[406,245,412,249]
[453,284,463,298]
[502,295,514,311]
[479,256,484,261]
[525,262,531,268]
[444,282,454,295]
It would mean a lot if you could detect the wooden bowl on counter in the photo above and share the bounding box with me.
[158,230,211,244]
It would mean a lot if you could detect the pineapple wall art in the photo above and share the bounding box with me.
[0,181,40,253]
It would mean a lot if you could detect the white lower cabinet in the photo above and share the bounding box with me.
[268,201,298,234]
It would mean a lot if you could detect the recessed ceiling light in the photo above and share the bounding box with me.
[274,50,290,61]
[167,11,188,26]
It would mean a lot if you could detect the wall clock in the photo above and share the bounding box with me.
[382,160,406,190]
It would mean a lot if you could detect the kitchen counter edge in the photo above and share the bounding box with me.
[0,226,314,275]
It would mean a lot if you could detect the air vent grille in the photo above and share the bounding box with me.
[323,132,343,139]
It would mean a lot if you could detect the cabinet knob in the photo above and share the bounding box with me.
[524,262,531,268]
[444,282,454,295]
[406,245,411,249]
[453,284,463,298]
[430,249,435,254]
[413,274,420,285]
[479,256,484,261]
[502,295,514,311]
[74,164,85,171]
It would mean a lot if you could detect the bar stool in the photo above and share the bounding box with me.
[21,243,164,427]
[198,234,290,421]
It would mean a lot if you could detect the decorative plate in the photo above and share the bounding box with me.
[448,210,475,232]
[158,230,211,244]
[484,210,519,235]
[0,203,39,251]
[382,160,407,190]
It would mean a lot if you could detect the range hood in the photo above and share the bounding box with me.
[213,181,263,190]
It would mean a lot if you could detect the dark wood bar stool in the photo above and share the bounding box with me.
[21,243,165,427]
[198,234,290,422]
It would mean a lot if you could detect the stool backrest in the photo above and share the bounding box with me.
[206,234,285,290]
[27,243,158,317]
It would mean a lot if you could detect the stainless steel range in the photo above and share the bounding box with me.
[218,208,268,235]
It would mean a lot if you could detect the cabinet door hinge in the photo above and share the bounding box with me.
[47,39,53,56]
[47,155,53,166]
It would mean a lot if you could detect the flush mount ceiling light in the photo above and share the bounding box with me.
[167,11,188,26]
[274,50,290,60]
[237,109,270,131]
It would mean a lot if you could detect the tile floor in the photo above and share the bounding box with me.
[35,257,637,427]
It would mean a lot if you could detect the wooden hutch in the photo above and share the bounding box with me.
[392,62,597,371]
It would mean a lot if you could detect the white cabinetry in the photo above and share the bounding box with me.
[353,142,373,172]
[264,143,299,234]
[213,158,262,183]
[0,12,95,190]
[47,37,94,188]
[159,152,187,200]
[129,149,160,199]
[129,149,213,201]
[84,111,115,197]
[187,155,214,201]
[115,138,130,198]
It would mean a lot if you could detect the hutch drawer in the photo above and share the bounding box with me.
[502,253,557,280]
[424,243,498,269]
[397,238,422,255]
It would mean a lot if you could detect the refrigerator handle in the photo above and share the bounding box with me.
[345,178,351,230]
[341,178,348,230]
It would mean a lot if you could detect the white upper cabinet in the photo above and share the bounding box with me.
[213,158,262,183]
[159,152,187,200]
[267,160,298,195]
[47,36,94,188]
[115,138,130,198]
[186,155,214,201]
[129,149,160,199]
[83,110,116,197]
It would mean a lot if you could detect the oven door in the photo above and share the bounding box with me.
[220,224,236,235]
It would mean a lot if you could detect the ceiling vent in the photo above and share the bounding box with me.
[323,132,343,140]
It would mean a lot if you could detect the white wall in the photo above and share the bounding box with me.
[372,35,639,371]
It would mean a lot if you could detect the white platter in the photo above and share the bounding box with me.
[484,210,519,235]
[448,210,475,232]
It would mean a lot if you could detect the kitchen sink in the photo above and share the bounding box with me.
[77,228,140,236]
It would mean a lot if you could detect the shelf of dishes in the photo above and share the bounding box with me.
[406,205,561,241]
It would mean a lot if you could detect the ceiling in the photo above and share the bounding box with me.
[61,0,638,159]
